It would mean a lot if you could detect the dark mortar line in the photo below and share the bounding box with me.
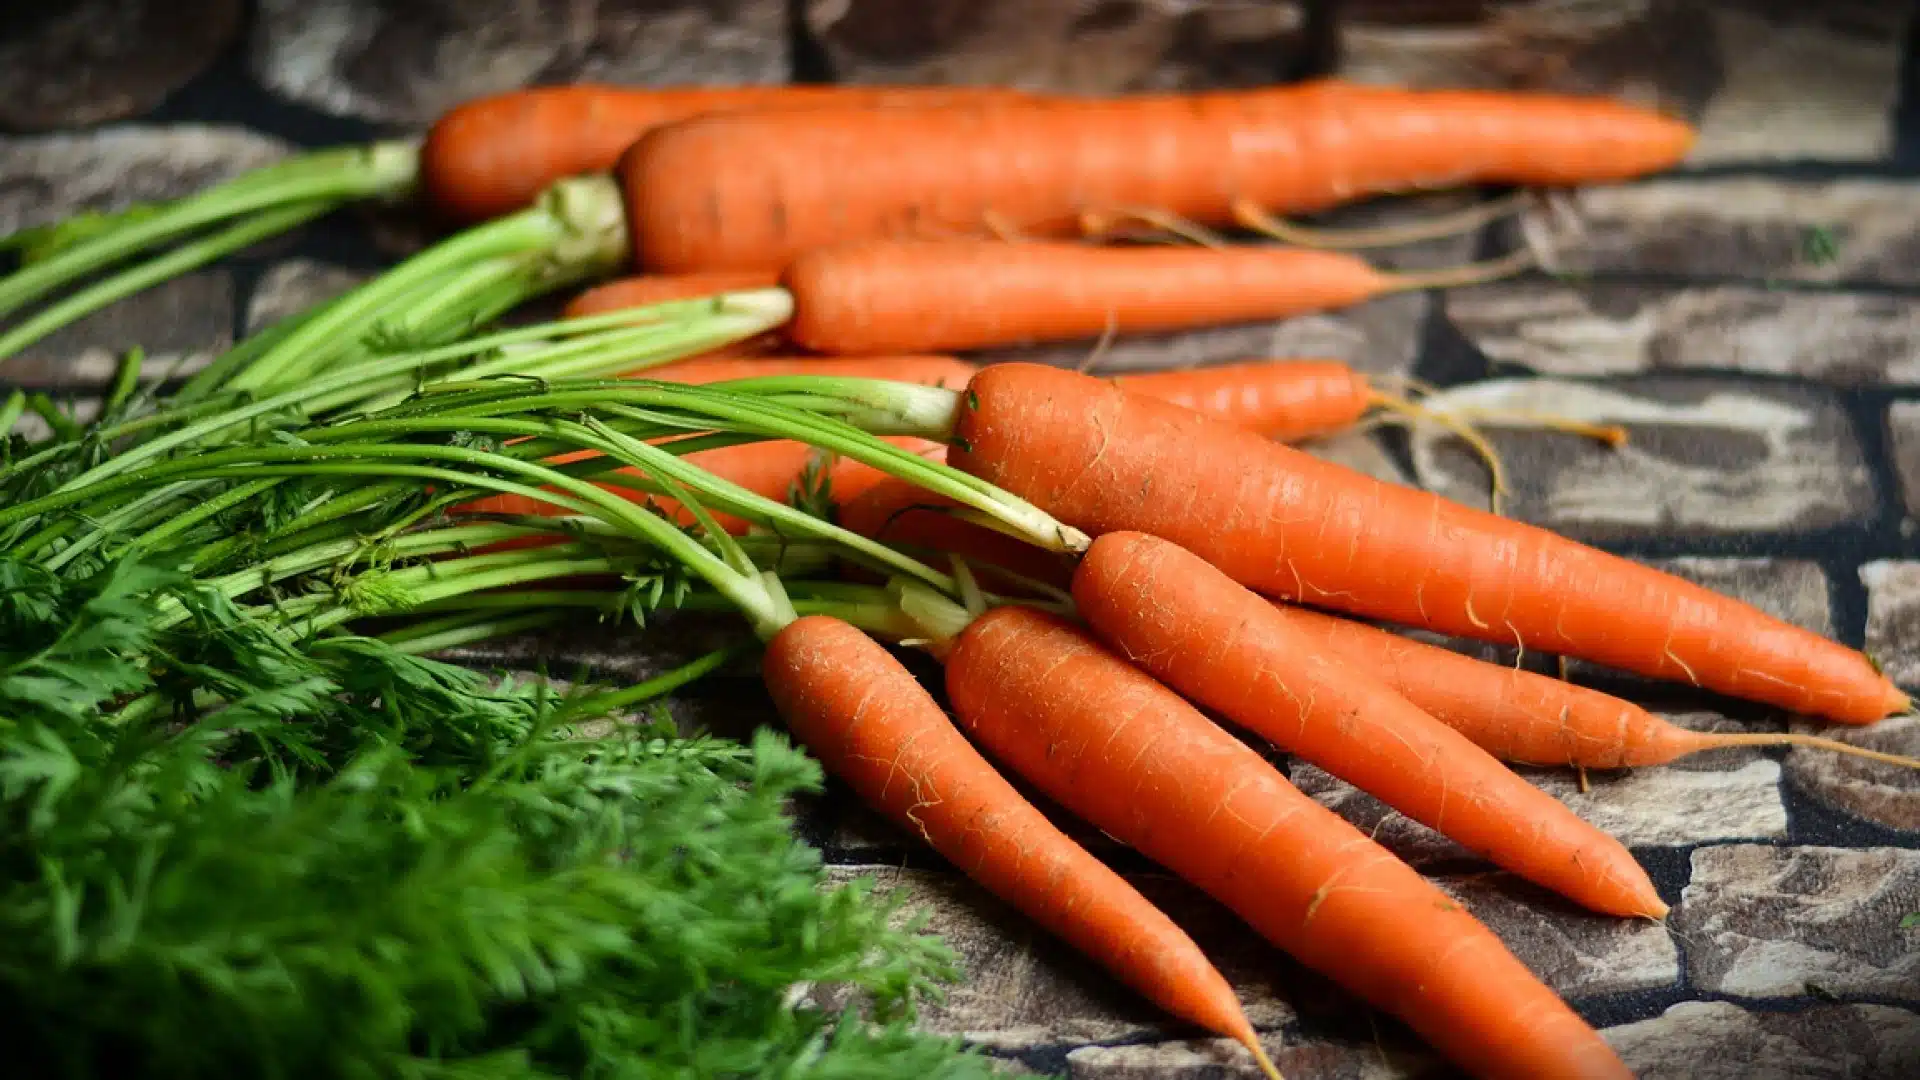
[1687,991,1920,1015]
[1524,269,1920,299]
[1779,785,1920,851]
[1894,6,1920,169]
[1659,160,1920,182]
[785,0,836,84]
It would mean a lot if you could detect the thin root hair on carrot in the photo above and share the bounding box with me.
[1362,390,1513,514]
[1230,189,1532,251]
[1709,732,1920,771]
[1384,243,1539,293]
[1076,314,1120,374]
[1079,206,1232,249]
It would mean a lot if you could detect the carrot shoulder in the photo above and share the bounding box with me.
[1072,530,1664,918]
[762,615,1275,1072]
[943,606,1633,1080]
[946,363,1903,724]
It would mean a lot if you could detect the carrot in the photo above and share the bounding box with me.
[836,476,1077,592]
[421,83,1036,224]
[763,615,1281,1078]
[619,81,1694,273]
[941,605,1633,1080]
[781,239,1525,355]
[1114,360,1373,443]
[1072,530,1664,918]
[945,363,1905,724]
[1269,604,1920,771]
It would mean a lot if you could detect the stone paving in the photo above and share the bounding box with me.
[2,2,1918,1077]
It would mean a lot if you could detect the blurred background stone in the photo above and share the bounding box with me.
[0,0,243,131]
[801,0,1313,91]
[250,0,789,126]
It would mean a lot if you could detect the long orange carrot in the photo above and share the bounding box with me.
[619,81,1694,272]
[944,363,1904,724]
[1272,604,1920,770]
[1072,530,1664,918]
[763,615,1280,1077]
[640,354,981,389]
[1114,360,1374,443]
[941,605,1633,1080]
[781,239,1518,354]
[420,84,1035,224]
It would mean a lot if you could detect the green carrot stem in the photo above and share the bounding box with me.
[0,140,418,320]
[380,608,572,655]
[226,173,628,395]
[0,200,335,365]
[554,643,750,717]
[35,477,222,569]
[0,389,25,436]
[103,346,145,414]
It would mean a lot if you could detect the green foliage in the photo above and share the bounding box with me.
[0,555,1000,1079]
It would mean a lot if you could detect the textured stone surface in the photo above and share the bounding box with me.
[1675,845,1920,998]
[1294,756,1788,864]
[1887,404,1920,519]
[1445,281,1920,383]
[1436,872,1680,996]
[1604,1000,1920,1080]
[244,260,373,334]
[0,1,242,131]
[0,125,292,234]
[1408,377,1875,535]
[1336,2,1909,164]
[1861,561,1920,689]
[803,0,1309,92]
[1066,1037,1432,1080]
[3,271,235,389]
[1785,714,1920,834]
[249,0,788,125]
[819,866,1301,1049]
[1516,178,1920,286]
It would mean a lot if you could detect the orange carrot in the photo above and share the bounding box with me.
[942,605,1633,1080]
[836,476,1077,591]
[640,353,981,389]
[763,615,1280,1077]
[1115,360,1373,443]
[421,83,1035,224]
[619,81,1694,273]
[945,363,1904,724]
[781,239,1520,354]
[1271,604,1920,771]
[1072,530,1664,917]
[565,270,782,318]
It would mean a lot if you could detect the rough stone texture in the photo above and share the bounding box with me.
[1296,430,1411,488]
[1513,178,1920,286]
[1887,403,1920,519]
[3,271,235,389]
[1436,872,1681,996]
[0,1,243,132]
[1860,561,1920,689]
[1407,377,1875,536]
[244,260,373,334]
[818,866,1302,1049]
[1293,756,1788,864]
[1604,1000,1920,1080]
[0,125,292,234]
[1335,2,1909,164]
[1675,845,1920,999]
[1066,1037,1433,1080]
[1444,281,1920,384]
[1645,557,1835,638]
[1785,714,1920,834]
[249,0,789,126]
[802,0,1309,92]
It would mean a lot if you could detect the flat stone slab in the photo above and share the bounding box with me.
[1675,844,1920,999]
[0,1,243,132]
[1409,377,1875,537]
[1445,280,1920,384]
[801,0,1310,93]
[1784,713,1920,834]
[0,125,292,235]
[249,0,789,126]
[1860,561,1920,689]
[1515,178,1920,287]
[1604,1000,1920,1080]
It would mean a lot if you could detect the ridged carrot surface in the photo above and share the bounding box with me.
[621,80,1695,272]
[1072,531,1664,918]
[944,606,1634,1080]
[946,363,1904,724]
[763,616,1275,1070]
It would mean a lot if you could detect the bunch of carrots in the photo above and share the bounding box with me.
[6,76,1915,1080]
